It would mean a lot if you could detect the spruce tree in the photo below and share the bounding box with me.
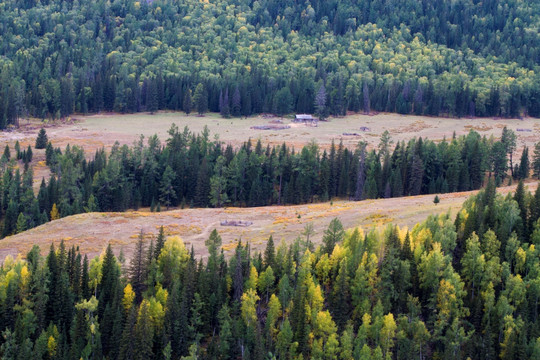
[35,128,48,149]
[501,127,517,177]
[264,235,276,270]
[14,140,20,159]
[193,83,207,116]
[231,86,241,117]
[155,225,166,260]
[314,84,327,120]
[118,308,137,360]
[15,212,27,233]
[134,300,154,360]
[322,218,344,255]
[183,89,192,115]
[532,142,540,178]
[194,159,210,207]
[129,230,147,302]
[518,146,529,179]
[159,165,177,209]
[3,144,10,160]
[98,245,119,318]
[145,78,159,114]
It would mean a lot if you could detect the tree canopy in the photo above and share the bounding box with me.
[0,0,540,126]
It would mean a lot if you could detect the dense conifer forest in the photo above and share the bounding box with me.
[1,180,540,359]
[2,1,540,358]
[1,0,540,126]
[0,125,538,237]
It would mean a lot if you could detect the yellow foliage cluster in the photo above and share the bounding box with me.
[464,123,493,132]
[221,242,237,252]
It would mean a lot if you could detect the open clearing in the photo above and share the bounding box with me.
[1,112,538,191]
[4,112,540,153]
[0,112,538,261]
[0,181,535,262]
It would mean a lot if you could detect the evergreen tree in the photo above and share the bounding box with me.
[517,146,529,179]
[273,87,293,116]
[183,89,193,115]
[35,128,48,149]
[491,141,508,185]
[129,230,147,302]
[532,142,540,178]
[134,300,154,360]
[314,84,327,120]
[193,83,208,116]
[15,212,27,233]
[14,141,20,159]
[159,165,177,210]
[231,86,241,117]
[98,245,120,318]
[155,225,166,260]
[194,158,210,207]
[209,155,228,207]
[3,145,10,160]
[501,127,517,177]
[322,218,344,255]
[264,235,276,270]
[219,89,230,118]
[119,308,137,360]
[145,78,159,114]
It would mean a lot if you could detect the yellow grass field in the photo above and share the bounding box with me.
[0,181,535,262]
[2,111,538,190]
[0,112,538,262]
[5,112,540,154]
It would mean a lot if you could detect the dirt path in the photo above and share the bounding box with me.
[1,181,536,263]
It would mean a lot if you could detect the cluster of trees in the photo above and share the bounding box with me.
[1,180,540,359]
[1,0,540,126]
[0,125,537,237]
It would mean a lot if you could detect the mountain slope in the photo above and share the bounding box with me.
[1,0,540,125]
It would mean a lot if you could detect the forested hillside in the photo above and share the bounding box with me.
[1,180,540,359]
[2,125,538,237]
[1,0,540,126]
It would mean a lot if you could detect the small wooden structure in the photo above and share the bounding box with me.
[294,114,315,122]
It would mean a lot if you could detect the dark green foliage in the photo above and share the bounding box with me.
[183,89,193,116]
[0,0,538,124]
[1,185,540,359]
[155,226,165,260]
[0,127,517,238]
[517,146,529,180]
[491,141,508,185]
[130,231,148,302]
[3,145,10,160]
[35,128,48,149]
[273,87,293,116]
[193,83,208,116]
[322,218,344,255]
[263,235,275,270]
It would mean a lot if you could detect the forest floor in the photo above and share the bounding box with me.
[0,180,536,262]
[1,112,538,191]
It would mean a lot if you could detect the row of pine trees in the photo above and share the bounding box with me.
[1,180,540,359]
[1,126,539,237]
